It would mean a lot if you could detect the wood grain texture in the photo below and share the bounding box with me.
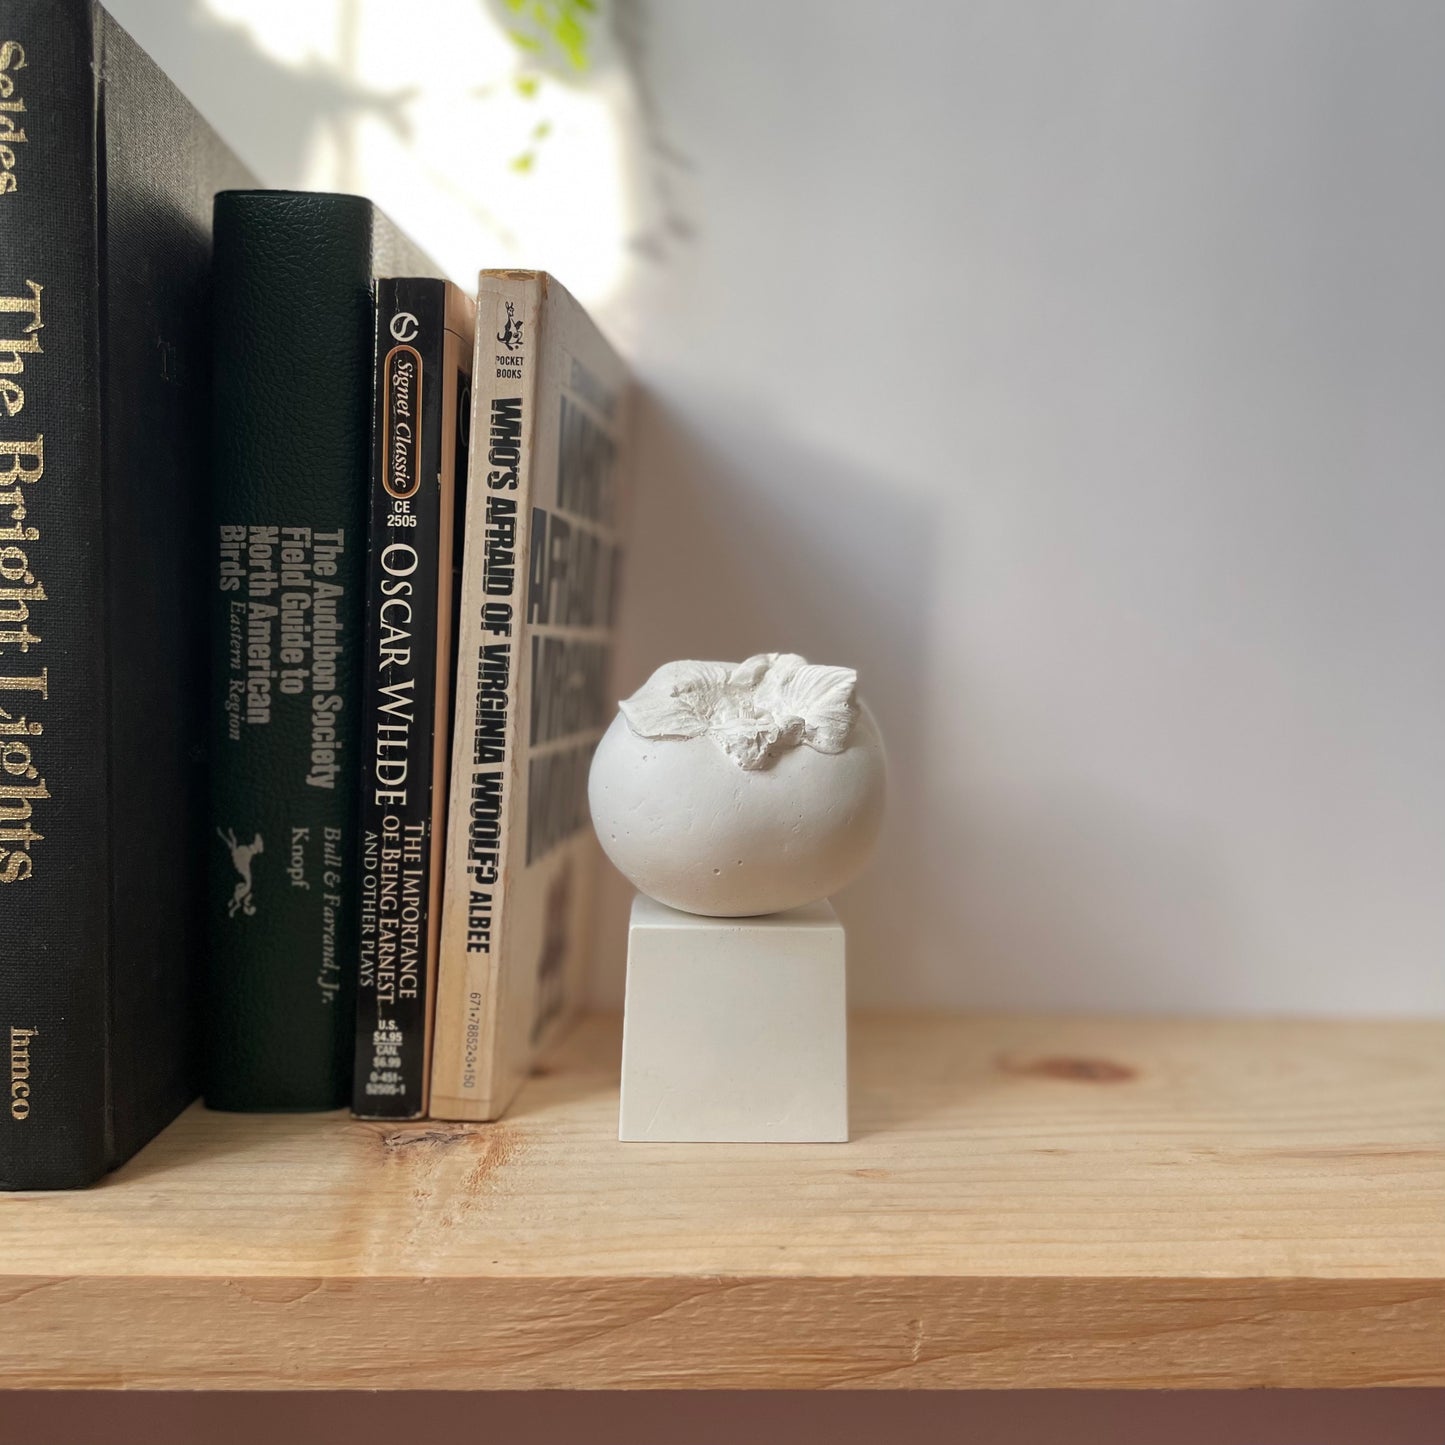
[1,1013,1443,1389]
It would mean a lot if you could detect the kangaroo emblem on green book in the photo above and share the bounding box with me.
[218,828,264,918]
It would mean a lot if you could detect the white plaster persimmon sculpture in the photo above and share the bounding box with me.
[588,653,886,917]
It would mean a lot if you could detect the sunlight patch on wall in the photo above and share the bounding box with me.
[198,0,631,307]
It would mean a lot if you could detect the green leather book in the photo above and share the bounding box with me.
[207,192,432,1111]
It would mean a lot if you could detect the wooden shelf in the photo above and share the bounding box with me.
[2,1013,1443,1390]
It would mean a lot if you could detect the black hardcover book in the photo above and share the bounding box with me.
[207,193,432,1111]
[0,0,254,1189]
[353,279,474,1118]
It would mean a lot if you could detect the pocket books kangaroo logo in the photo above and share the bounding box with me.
[497,300,523,351]
[218,827,264,917]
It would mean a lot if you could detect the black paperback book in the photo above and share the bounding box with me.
[0,0,254,1188]
[353,279,474,1118]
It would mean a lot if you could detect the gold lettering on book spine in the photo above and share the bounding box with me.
[0,39,28,197]
[0,276,47,882]
[9,1025,36,1119]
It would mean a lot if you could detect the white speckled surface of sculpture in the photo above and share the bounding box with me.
[588,653,886,917]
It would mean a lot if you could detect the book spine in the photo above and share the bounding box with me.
[353,279,447,1118]
[430,273,540,1120]
[206,193,376,1111]
[0,0,112,1190]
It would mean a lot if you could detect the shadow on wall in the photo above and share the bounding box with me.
[595,392,1250,1014]
[591,388,943,1007]
[129,0,687,286]
[140,0,416,190]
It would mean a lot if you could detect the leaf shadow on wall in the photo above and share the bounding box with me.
[590,389,942,1007]
[156,1,416,190]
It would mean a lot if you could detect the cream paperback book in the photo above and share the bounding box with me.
[430,270,632,1120]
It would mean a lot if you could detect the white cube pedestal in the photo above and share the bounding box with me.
[618,893,848,1143]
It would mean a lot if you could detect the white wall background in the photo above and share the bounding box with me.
[112,0,1445,1017]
